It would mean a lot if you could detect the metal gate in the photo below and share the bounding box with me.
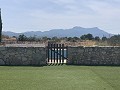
[47,43,68,64]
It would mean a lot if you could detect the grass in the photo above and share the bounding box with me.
[0,66,120,90]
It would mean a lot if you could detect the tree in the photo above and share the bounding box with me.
[42,36,48,42]
[80,35,86,40]
[95,36,100,41]
[102,36,107,41]
[73,37,79,40]
[67,37,72,41]
[0,8,2,42]
[80,34,94,40]
[51,36,61,42]
[86,34,94,40]
[18,34,27,41]
[108,35,120,46]
[52,36,58,40]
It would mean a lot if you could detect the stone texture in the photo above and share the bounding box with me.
[0,58,5,65]
[0,46,120,66]
[0,47,46,66]
[68,47,120,66]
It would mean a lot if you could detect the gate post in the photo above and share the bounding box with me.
[47,44,50,63]
[59,44,61,63]
[50,44,53,63]
[62,44,64,64]
[54,44,56,63]
[56,44,58,63]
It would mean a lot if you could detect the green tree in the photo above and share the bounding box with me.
[73,37,79,40]
[52,36,58,40]
[86,34,94,40]
[80,34,94,40]
[95,36,100,41]
[102,36,107,41]
[28,35,37,41]
[108,35,120,46]
[0,8,2,42]
[42,36,48,42]
[18,34,27,41]
[80,35,86,40]
[67,37,72,41]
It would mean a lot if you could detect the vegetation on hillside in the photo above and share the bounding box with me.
[2,33,120,46]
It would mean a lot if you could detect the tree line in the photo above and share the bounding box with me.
[13,33,120,46]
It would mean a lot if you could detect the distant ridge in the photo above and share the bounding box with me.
[3,26,113,38]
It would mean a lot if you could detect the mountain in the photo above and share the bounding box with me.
[2,31,22,37]
[2,26,113,38]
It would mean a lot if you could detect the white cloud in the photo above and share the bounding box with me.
[0,0,120,34]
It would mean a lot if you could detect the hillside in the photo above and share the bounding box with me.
[2,26,113,38]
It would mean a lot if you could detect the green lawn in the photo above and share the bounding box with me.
[0,66,120,90]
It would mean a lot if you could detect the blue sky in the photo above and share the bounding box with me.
[0,0,120,34]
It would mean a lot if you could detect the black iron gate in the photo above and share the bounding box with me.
[47,43,68,64]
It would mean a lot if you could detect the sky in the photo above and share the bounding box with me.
[0,0,120,34]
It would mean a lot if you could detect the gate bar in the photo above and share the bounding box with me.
[48,44,50,63]
[62,44,64,63]
[54,44,56,63]
[59,44,61,63]
[56,44,58,63]
[66,46,68,60]
[51,44,52,63]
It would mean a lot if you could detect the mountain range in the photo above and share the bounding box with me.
[2,26,113,38]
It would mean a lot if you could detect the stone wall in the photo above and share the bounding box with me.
[0,46,120,66]
[67,47,120,65]
[0,47,46,66]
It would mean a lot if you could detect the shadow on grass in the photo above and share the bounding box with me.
[0,65,45,67]
[0,64,120,67]
[66,64,120,67]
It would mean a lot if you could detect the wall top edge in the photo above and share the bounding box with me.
[0,46,120,48]
[68,46,120,48]
[0,46,45,48]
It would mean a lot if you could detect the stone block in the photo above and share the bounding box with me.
[0,47,5,51]
[0,59,5,65]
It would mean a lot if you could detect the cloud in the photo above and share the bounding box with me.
[0,0,120,34]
